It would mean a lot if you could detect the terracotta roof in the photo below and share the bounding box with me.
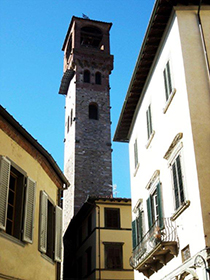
[114,0,210,142]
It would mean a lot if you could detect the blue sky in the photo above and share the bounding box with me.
[0,0,155,198]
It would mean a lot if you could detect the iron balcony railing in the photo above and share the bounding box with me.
[130,217,178,268]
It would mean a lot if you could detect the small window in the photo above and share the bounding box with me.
[146,105,153,139]
[104,243,123,270]
[89,103,98,120]
[163,61,172,101]
[39,191,62,262]
[0,156,36,243]
[95,72,101,85]
[171,154,185,210]
[134,139,138,169]
[84,70,90,83]
[105,208,120,229]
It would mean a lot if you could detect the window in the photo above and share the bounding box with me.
[132,207,144,250]
[39,191,62,262]
[95,72,101,84]
[146,105,153,139]
[171,154,185,210]
[147,182,163,229]
[134,139,138,169]
[84,70,90,83]
[163,61,172,101]
[89,103,98,120]
[105,208,120,229]
[104,243,123,270]
[86,247,92,275]
[0,156,36,243]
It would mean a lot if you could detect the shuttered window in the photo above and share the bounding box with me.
[132,209,144,250]
[104,243,123,269]
[146,105,153,139]
[134,139,138,169]
[147,182,163,229]
[39,191,63,263]
[0,156,36,243]
[105,208,120,229]
[163,61,172,101]
[172,155,185,210]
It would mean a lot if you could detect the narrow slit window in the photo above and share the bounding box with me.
[84,70,90,83]
[95,72,101,85]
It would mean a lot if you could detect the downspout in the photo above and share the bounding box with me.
[96,205,101,280]
[197,0,210,85]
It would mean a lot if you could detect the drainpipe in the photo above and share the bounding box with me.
[96,204,101,280]
[197,0,210,84]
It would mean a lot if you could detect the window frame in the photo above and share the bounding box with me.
[0,156,36,244]
[104,208,120,229]
[39,191,63,263]
[132,201,144,250]
[104,242,123,270]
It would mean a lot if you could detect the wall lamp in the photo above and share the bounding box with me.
[190,254,210,280]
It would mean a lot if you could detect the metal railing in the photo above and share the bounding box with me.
[130,217,178,268]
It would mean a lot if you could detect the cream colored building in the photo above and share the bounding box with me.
[0,105,69,280]
[63,197,134,280]
[114,0,210,279]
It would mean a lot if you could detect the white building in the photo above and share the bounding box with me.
[114,0,210,279]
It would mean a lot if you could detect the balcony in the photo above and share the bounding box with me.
[130,218,178,278]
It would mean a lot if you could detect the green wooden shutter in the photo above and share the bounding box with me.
[0,157,11,230]
[132,220,137,249]
[39,191,48,253]
[157,182,163,229]
[147,196,153,229]
[54,205,63,262]
[23,177,36,243]
[138,210,143,241]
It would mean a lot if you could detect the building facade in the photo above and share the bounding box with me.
[63,197,134,280]
[0,106,69,280]
[59,17,114,230]
[114,0,210,279]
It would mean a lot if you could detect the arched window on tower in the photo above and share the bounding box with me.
[95,72,101,85]
[89,103,98,120]
[84,70,90,83]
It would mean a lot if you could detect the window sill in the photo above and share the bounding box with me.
[41,253,55,265]
[134,163,140,177]
[0,231,25,247]
[171,200,190,221]
[163,88,176,114]
[146,130,155,149]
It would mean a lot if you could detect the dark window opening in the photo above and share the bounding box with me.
[80,26,102,48]
[84,70,90,83]
[104,243,123,270]
[6,167,24,239]
[105,208,120,229]
[46,200,55,260]
[89,103,98,120]
[95,72,101,85]
[66,34,72,61]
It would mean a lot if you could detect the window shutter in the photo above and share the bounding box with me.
[39,191,48,253]
[0,157,11,230]
[138,211,143,241]
[132,220,137,249]
[157,182,163,229]
[23,177,36,243]
[163,68,169,100]
[147,196,153,229]
[166,61,172,94]
[176,155,185,204]
[146,105,152,139]
[172,162,179,210]
[54,205,63,262]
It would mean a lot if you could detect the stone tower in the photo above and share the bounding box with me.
[59,16,113,231]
